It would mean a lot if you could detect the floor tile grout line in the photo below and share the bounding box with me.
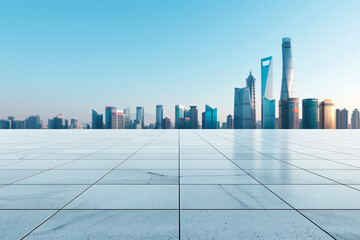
[20,131,165,239]
[3,208,360,211]
[178,129,181,240]
[215,131,360,193]
[193,130,336,240]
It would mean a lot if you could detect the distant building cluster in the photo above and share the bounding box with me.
[1,37,359,130]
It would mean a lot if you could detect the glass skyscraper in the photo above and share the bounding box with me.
[280,38,293,100]
[302,98,318,129]
[351,109,360,129]
[202,105,217,129]
[189,106,198,129]
[155,105,163,129]
[175,105,184,129]
[261,56,275,129]
[336,108,348,129]
[319,99,336,129]
[246,72,256,129]
[287,98,299,129]
[92,109,103,129]
[136,106,144,129]
[123,107,130,129]
[234,87,252,129]
[105,106,116,129]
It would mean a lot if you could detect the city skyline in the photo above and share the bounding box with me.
[1,1,360,123]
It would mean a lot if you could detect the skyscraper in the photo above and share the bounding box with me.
[163,117,171,129]
[246,72,256,128]
[189,106,198,129]
[175,105,184,129]
[302,98,318,129]
[280,38,293,100]
[261,56,275,129]
[319,99,336,129]
[25,115,42,129]
[48,114,63,129]
[105,106,116,129]
[92,110,103,129]
[234,87,252,129]
[202,105,217,129]
[123,107,130,129]
[136,106,144,129]
[116,110,125,129]
[227,114,233,129]
[155,105,163,129]
[351,109,360,129]
[336,109,348,129]
[287,98,299,129]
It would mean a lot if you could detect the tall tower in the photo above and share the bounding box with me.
[261,56,275,129]
[246,72,256,129]
[155,105,163,129]
[280,38,293,100]
[175,105,185,129]
[136,106,144,129]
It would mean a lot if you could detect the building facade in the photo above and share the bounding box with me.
[246,72,256,129]
[175,105,184,129]
[234,87,252,129]
[227,114,233,129]
[261,56,275,129]
[302,98,318,129]
[319,99,336,129]
[202,105,217,129]
[351,109,360,129]
[155,105,163,129]
[189,106,198,129]
[136,106,144,129]
[336,109,348,129]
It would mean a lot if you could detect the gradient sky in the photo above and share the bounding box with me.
[1,0,360,124]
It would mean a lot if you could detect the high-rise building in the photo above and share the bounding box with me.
[189,106,198,129]
[0,120,10,129]
[64,119,69,129]
[280,38,293,100]
[70,119,80,129]
[116,110,125,129]
[92,109,103,129]
[25,115,42,129]
[227,114,233,129]
[136,106,144,129]
[287,98,299,129]
[246,72,256,128]
[163,117,171,129]
[336,109,348,129]
[261,57,275,129]
[234,87,252,129]
[105,106,116,129]
[302,98,318,129]
[319,99,336,129]
[202,105,217,129]
[48,114,63,129]
[351,109,360,129]
[175,105,185,129]
[279,38,295,129]
[155,105,163,129]
[184,109,191,129]
[123,107,131,129]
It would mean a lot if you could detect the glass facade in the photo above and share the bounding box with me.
[261,56,275,129]
[136,106,144,129]
[280,38,293,100]
[351,109,360,129]
[175,105,184,129]
[92,109,103,129]
[202,105,217,129]
[287,98,299,129]
[246,72,256,129]
[105,106,116,129]
[189,106,198,129]
[234,88,252,129]
[302,98,318,129]
[155,105,163,129]
[319,99,336,129]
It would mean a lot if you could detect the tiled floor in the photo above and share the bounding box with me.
[0,130,360,239]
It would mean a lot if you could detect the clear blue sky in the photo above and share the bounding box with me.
[1,0,360,124]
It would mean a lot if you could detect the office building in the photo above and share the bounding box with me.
[25,115,42,129]
[155,105,163,129]
[0,120,10,129]
[202,105,217,129]
[48,114,63,129]
[227,114,233,129]
[92,109,103,129]
[163,117,171,129]
[189,106,198,129]
[246,72,256,129]
[105,106,116,129]
[234,87,252,129]
[116,110,125,129]
[261,56,276,129]
[351,109,360,129]
[136,106,144,129]
[302,98,318,129]
[175,105,185,129]
[279,38,295,129]
[287,98,299,129]
[336,109,348,129]
[319,99,336,129]
[123,107,131,129]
